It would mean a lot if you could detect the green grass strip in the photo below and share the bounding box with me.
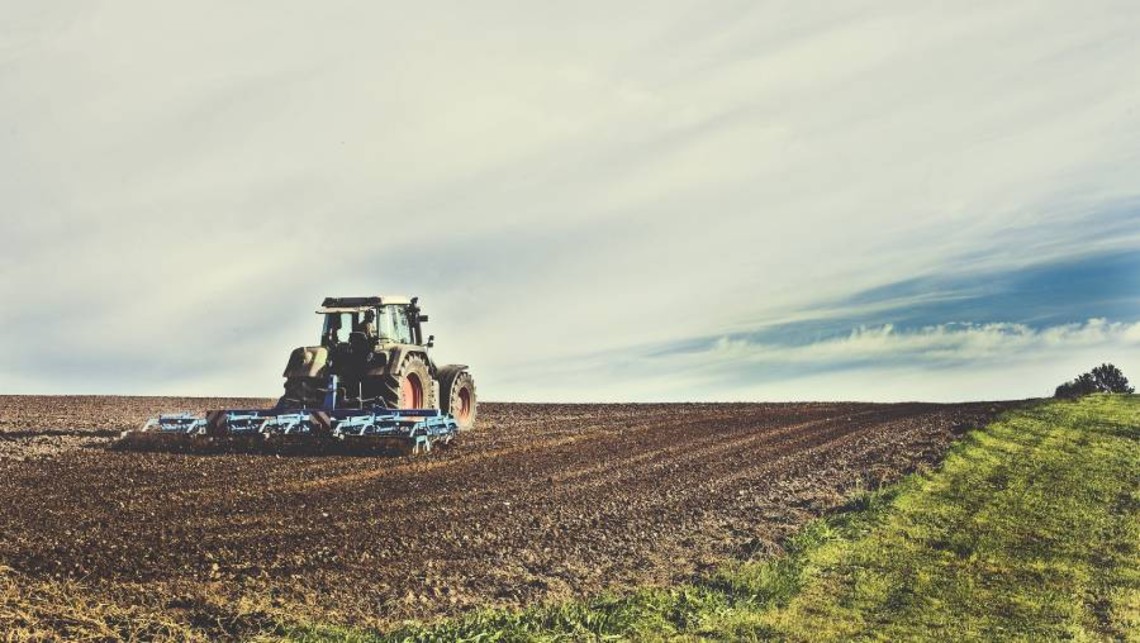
[285,395,1140,642]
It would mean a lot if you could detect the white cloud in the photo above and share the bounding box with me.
[0,2,1138,399]
[699,319,1140,365]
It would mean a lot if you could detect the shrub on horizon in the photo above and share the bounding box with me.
[1054,363,1134,398]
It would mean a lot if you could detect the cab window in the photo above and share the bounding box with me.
[377,305,414,344]
[322,313,353,344]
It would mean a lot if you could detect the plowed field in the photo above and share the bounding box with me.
[0,396,1021,632]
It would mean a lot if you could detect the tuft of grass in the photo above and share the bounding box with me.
[0,571,294,642]
[287,395,1139,642]
[0,570,200,642]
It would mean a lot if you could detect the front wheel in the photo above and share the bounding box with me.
[278,376,326,409]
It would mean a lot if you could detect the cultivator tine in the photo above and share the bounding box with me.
[326,408,457,454]
[114,413,210,451]
[117,406,459,455]
[147,413,209,434]
[219,411,317,436]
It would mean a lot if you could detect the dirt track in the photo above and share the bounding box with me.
[0,395,1021,630]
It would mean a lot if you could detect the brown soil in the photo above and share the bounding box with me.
[0,395,1022,632]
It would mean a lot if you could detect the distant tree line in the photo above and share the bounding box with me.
[1054,363,1134,399]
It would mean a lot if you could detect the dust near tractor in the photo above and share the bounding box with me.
[117,295,477,454]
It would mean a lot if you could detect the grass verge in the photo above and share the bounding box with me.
[287,395,1140,641]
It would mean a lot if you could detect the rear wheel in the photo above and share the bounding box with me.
[379,354,433,409]
[440,369,477,430]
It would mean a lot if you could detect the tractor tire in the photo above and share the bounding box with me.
[439,367,477,430]
[277,376,326,409]
[378,354,434,409]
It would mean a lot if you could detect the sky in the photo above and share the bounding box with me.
[1,1,1138,402]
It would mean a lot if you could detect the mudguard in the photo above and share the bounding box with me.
[367,346,431,378]
[436,363,469,383]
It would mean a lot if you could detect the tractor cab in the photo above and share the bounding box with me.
[317,296,429,349]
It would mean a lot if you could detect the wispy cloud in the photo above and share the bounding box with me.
[701,319,1140,366]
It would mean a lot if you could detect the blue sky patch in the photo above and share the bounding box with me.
[649,247,1140,357]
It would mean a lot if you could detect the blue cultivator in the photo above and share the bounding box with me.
[117,376,459,455]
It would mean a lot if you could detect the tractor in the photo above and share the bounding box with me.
[117,295,476,454]
[279,295,476,428]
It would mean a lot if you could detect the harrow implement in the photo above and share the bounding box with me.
[116,377,459,455]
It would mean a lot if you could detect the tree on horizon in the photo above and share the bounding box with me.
[1055,363,1134,398]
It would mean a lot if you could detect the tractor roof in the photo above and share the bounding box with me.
[317,295,413,313]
